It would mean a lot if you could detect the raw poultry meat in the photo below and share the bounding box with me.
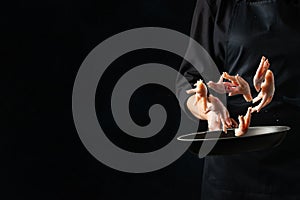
[253,56,270,92]
[252,70,275,113]
[207,76,227,94]
[185,56,275,136]
[235,107,252,137]
[207,73,253,102]
[186,79,208,111]
[222,72,253,102]
[205,94,233,133]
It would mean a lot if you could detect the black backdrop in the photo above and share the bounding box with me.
[11,0,207,199]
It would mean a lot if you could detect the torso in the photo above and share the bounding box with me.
[202,0,300,199]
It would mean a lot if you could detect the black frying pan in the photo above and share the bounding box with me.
[177,126,290,156]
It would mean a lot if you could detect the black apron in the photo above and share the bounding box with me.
[201,0,300,199]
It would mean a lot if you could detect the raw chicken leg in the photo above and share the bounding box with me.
[235,107,252,137]
[207,75,235,94]
[252,70,275,113]
[186,79,208,111]
[222,72,253,102]
[253,56,270,92]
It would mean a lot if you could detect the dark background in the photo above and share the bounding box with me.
[11,0,207,199]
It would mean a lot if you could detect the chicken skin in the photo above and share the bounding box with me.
[235,107,252,137]
[186,79,208,111]
[222,72,253,102]
[253,56,270,92]
[186,56,275,136]
[186,80,237,132]
[205,94,233,133]
[252,70,275,113]
[207,75,236,94]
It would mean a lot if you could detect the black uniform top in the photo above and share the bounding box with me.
[177,0,300,199]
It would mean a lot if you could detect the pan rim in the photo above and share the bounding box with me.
[177,126,290,142]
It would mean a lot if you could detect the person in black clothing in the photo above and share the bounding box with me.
[176,0,300,199]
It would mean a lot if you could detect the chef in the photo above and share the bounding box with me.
[176,0,300,199]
